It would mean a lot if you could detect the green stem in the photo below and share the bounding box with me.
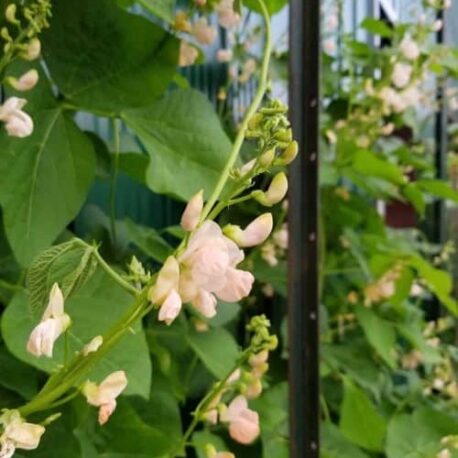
[198,0,272,223]
[91,246,139,297]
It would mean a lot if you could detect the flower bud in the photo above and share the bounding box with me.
[174,11,192,32]
[276,141,298,165]
[248,113,263,130]
[7,69,39,92]
[22,38,41,60]
[181,190,204,231]
[245,379,263,399]
[82,336,103,356]
[274,128,292,143]
[5,4,19,25]
[259,148,275,167]
[224,213,273,248]
[253,172,288,207]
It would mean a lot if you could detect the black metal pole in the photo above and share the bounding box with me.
[288,0,321,457]
[433,7,447,246]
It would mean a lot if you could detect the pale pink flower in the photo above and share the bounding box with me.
[323,39,336,54]
[432,19,443,31]
[217,49,233,62]
[193,17,217,45]
[261,242,278,266]
[399,36,420,60]
[179,41,198,67]
[0,97,33,138]
[221,395,260,444]
[149,256,182,325]
[0,411,45,455]
[239,58,257,83]
[8,69,39,92]
[216,0,241,29]
[326,14,338,31]
[249,350,269,368]
[179,221,254,312]
[207,445,235,458]
[83,371,128,425]
[391,62,412,88]
[181,190,204,231]
[254,172,288,206]
[225,213,273,248]
[273,226,288,250]
[27,283,71,358]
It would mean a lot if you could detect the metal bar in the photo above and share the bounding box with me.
[433,7,447,246]
[288,0,321,457]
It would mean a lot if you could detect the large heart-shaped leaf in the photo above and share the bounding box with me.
[0,74,95,265]
[2,270,151,397]
[123,89,233,200]
[42,0,178,114]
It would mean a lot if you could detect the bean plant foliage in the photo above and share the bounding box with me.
[0,0,293,457]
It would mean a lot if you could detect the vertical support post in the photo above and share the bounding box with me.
[288,0,321,457]
[433,7,447,246]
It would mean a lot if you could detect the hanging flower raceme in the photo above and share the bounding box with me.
[82,371,128,426]
[27,283,71,358]
[220,395,260,444]
[0,97,33,138]
[0,410,45,458]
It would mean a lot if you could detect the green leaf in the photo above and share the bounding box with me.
[26,239,97,313]
[360,18,394,37]
[123,219,173,263]
[0,345,41,400]
[417,179,458,202]
[137,0,175,22]
[350,150,405,185]
[386,408,458,458]
[186,327,239,379]
[356,307,397,369]
[401,183,426,216]
[251,383,289,458]
[42,0,179,113]
[243,0,287,14]
[0,96,95,266]
[2,270,151,397]
[321,423,370,458]
[339,381,387,452]
[123,89,232,200]
[408,254,458,315]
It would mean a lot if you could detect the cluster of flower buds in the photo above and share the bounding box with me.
[149,188,276,325]
[0,410,45,458]
[126,256,151,289]
[0,1,51,138]
[175,0,240,67]
[201,315,277,445]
